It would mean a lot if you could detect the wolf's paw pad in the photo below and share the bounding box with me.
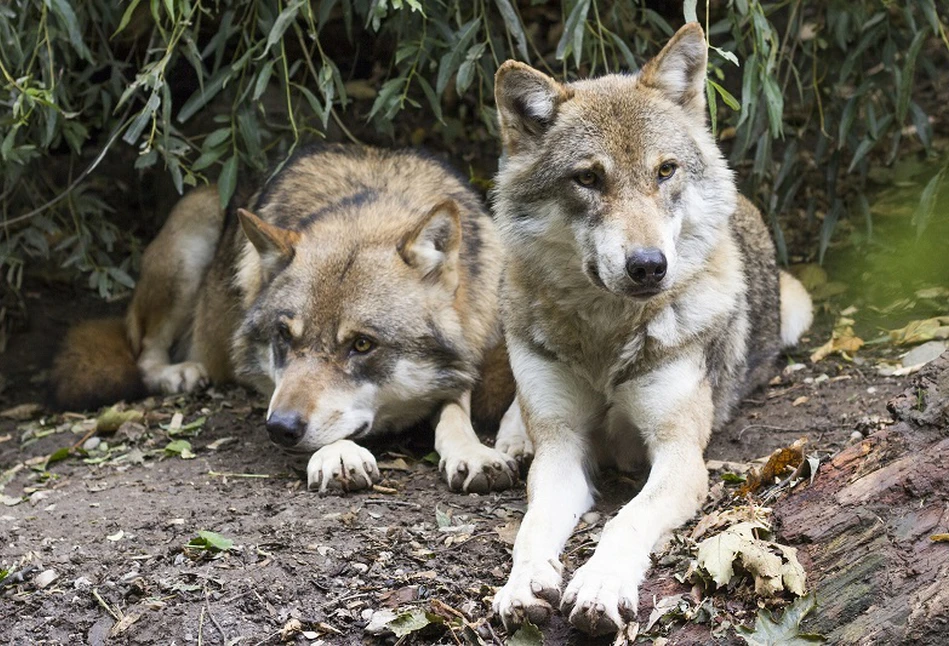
[493,559,562,631]
[561,562,639,636]
[152,362,208,394]
[440,444,518,493]
[306,441,380,494]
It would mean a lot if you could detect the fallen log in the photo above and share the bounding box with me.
[774,352,949,644]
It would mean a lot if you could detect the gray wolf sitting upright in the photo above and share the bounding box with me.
[490,23,813,635]
[52,145,531,494]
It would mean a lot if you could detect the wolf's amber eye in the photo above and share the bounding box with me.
[352,337,375,354]
[658,162,677,181]
[575,170,599,188]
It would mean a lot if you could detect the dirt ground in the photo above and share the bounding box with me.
[1,272,929,646]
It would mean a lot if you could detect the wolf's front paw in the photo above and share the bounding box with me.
[306,440,380,494]
[561,559,640,636]
[440,444,518,493]
[493,559,563,631]
[148,361,208,394]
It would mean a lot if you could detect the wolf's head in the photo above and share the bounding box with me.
[493,23,737,299]
[233,199,477,453]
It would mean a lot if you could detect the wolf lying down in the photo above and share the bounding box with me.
[490,23,813,635]
[51,145,532,494]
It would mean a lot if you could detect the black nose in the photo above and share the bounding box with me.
[266,411,306,447]
[625,248,667,285]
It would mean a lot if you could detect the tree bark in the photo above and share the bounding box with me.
[773,353,949,644]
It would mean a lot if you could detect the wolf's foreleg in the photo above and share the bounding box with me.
[435,392,518,493]
[493,342,598,630]
[561,354,712,635]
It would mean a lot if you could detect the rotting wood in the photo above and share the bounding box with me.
[774,352,949,645]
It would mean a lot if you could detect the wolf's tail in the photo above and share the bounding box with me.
[778,270,813,348]
[49,318,145,411]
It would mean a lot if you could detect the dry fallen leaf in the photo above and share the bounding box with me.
[887,316,949,345]
[695,522,806,597]
[494,519,520,545]
[96,406,144,433]
[690,505,772,541]
[379,585,419,608]
[110,613,141,637]
[0,403,42,421]
[811,316,863,362]
[740,439,807,496]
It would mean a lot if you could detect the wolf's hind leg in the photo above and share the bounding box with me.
[435,392,518,493]
[127,186,224,395]
[495,399,534,466]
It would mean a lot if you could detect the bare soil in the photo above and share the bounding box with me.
[3,276,935,646]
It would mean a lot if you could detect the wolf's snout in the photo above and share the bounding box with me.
[266,411,307,447]
[625,248,667,286]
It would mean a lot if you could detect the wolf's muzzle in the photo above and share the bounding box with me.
[266,411,307,447]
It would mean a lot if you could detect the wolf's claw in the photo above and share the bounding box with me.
[561,559,639,636]
[493,559,562,631]
[440,444,518,493]
[306,440,379,494]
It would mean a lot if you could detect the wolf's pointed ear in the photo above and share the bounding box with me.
[495,61,571,153]
[238,208,300,278]
[398,200,462,292]
[639,22,708,118]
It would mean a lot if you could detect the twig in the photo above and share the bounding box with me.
[92,587,123,622]
[431,598,467,620]
[331,108,364,146]
[208,471,271,479]
[320,591,370,609]
[251,630,281,646]
[737,424,807,441]
[71,426,98,451]
[363,498,420,507]
[198,604,205,646]
[483,619,503,645]
[205,586,228,644]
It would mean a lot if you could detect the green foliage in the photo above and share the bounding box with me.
[185,530,234,552]
[0,0,947,316]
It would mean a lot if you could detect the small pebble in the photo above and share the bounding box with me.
[849,431,863,443]
[581,511,601,525]
[34,569,58,589]
[867,386,877,394]
[814,373,830,384]
[351,562,369,574]
[73,576,93,589]
[83,437,101,451]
